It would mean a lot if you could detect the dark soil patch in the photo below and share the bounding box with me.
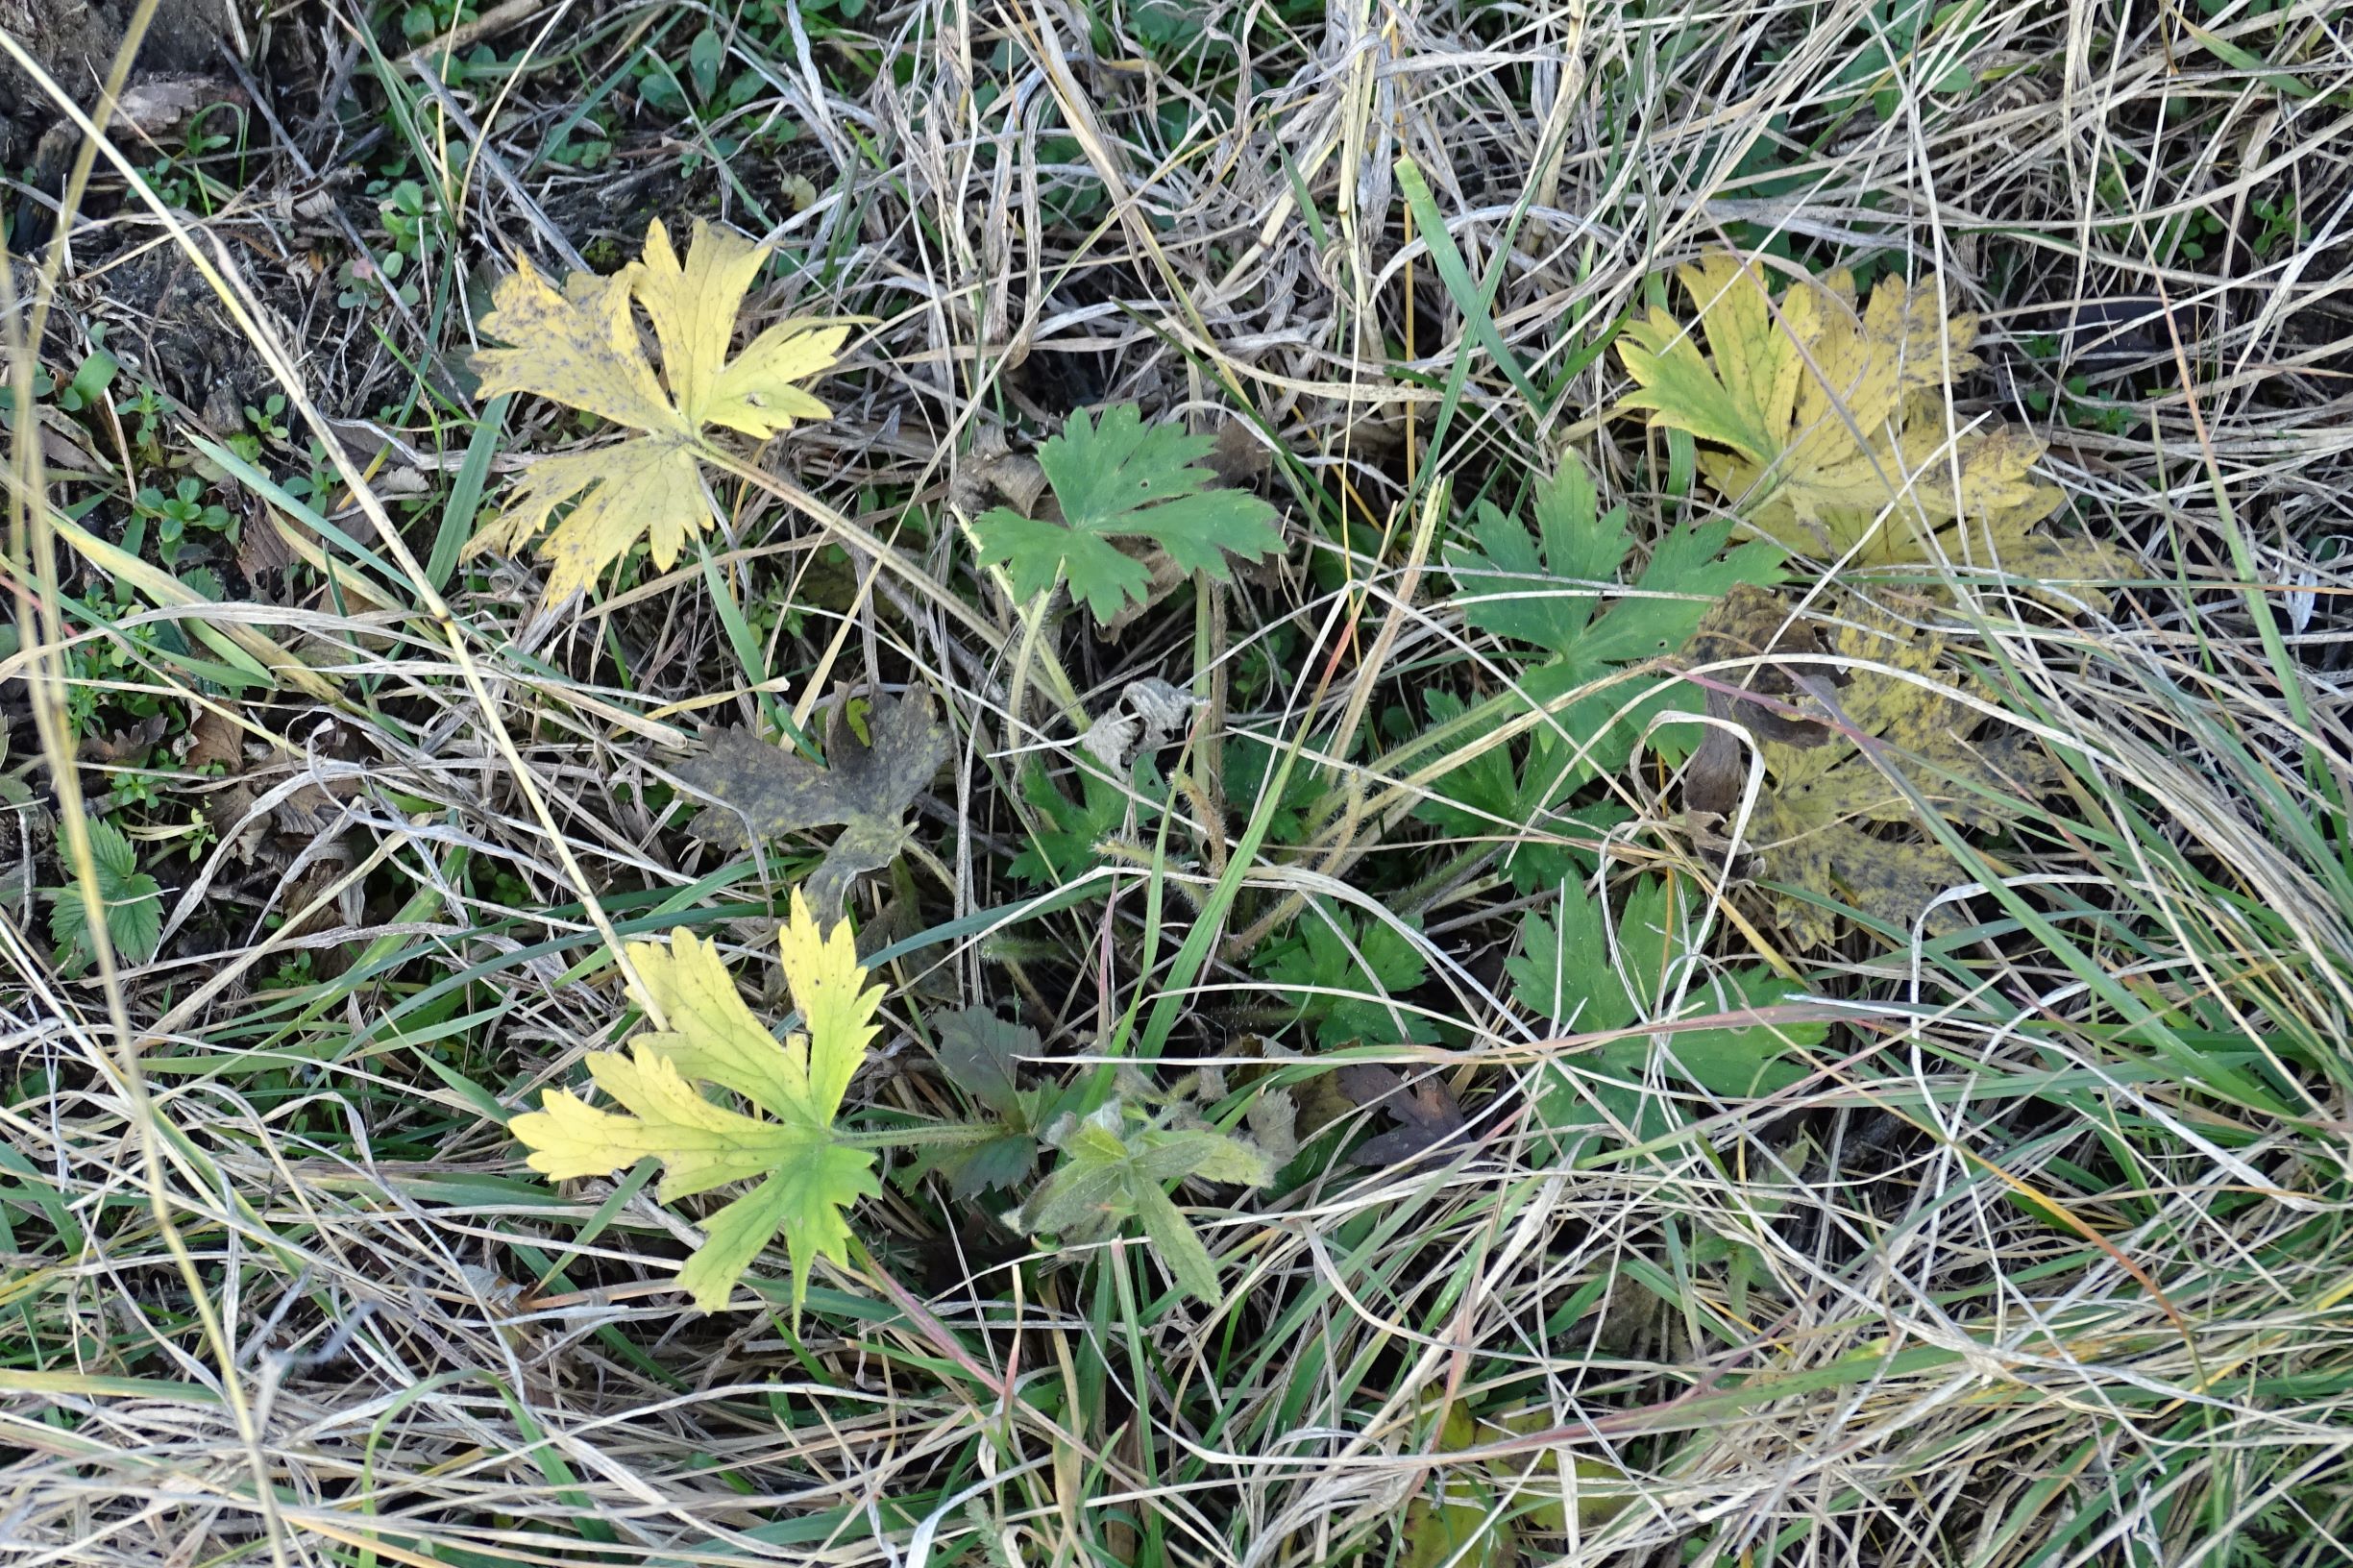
[0,0,233,162]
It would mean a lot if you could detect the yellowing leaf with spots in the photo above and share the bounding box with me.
[1693,595,2057,949]
[510,889,881,1314]
[1619,256,2119,596]
[467,220,848,601]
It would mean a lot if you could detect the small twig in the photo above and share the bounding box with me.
[403,0,559,65]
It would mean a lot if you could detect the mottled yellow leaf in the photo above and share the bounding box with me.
[509,889,882,1313]
[633,218,770,427]
[468,439,709,602]
[1619,256,2118,587]
[470,263,679,435]
[1700,600,2057,948]
[465,219,846,601]
[634,220,849,437]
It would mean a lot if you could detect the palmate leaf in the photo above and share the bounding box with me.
[1740,605,2059,949]
[1448,455,1777,667]
[1508,876,1822,1145]
[1006,761,1131,885]
[1616,255,2123,593]
[466,219,848,601]
[1256,900,1436,1048]
[1431,455,1780,815]
[972,404,1283,624]
[1010,1102,1273,1305]
[1413,688,1628,894]
[510,889,882,1315]
[673,689,950,919]
[906,1008,1081,1200]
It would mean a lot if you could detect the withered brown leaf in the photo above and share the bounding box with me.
[78,712,168,768]
[674,689,950,919]
[1680,584,1849,818]
[1338,1064,1467,1168]
[1753,609,2055,947]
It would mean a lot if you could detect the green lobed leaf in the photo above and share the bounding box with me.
[108,872,164,966]
[1413,689,1628,894]
[1223,733,1323,845]
[932,1007,1032,1116]
[1507,891,1635,1039]
[1509,876,1823,1144]
[1448,460,1625,652]
[931,1135,1039,1201]
[919,1008,1053,1199]
[1008,757,1167,885]
[1012,1105,1273,1305]
[86,819,137,880]
[1447,456,1780,677]
[1015,1116,1136,1239]
[1257,902,1435,1048]
[680,1140,880,1310]
[970,404,1283,624]
[1437,457,1782,790]
[1131,1183,1224,1305]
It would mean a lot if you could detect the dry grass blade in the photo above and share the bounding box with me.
[5,2,2353,1566]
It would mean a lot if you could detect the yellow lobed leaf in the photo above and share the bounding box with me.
[510,1082,669,1182]
[625,928,799,1117]
[464,219,846,600]
[1781,267,1974,465]
[1617,254,1795,464]
[473,263,680,436]
[459,438,710,604]
[513,1044,801,1199]
[633,218,772,427]
[706,319,847,438]
[507,896,883,1315]
[1618,255,2077,573]
[774,887,883,1123]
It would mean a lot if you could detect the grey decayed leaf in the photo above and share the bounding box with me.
[674,689,950,918]
[932,1006,1035,1116]
[1123,677,1199,750]
[1246,1088,1299,1167]
[1078,709,1141,772]
[77,712,169,766]
[948,440,1049,521]
[1073,678,1200,772]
